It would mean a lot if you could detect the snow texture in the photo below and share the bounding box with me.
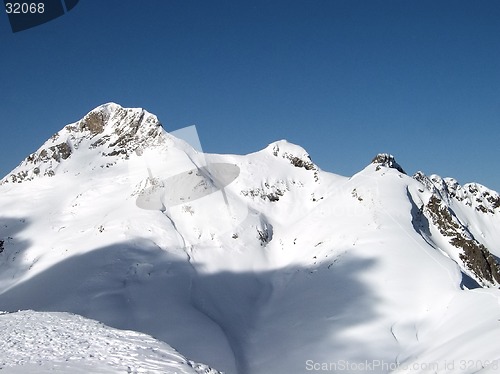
[0,310,221,373]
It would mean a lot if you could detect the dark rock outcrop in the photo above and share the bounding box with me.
[371,153,406,174]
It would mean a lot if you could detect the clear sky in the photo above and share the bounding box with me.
[1,0,499,191]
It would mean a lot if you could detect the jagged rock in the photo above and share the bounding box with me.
[414,172,500,215]
[80,110,108,135]
[241,179,292,202]
[371,153,406,174]
[288,156,315,170]
[257,222,273,246]
[425,195,500,286]
[457,239,500,285]
[269,141,318,171]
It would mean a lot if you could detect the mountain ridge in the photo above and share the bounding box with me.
[3,103,499,201]
[1,103,500,373]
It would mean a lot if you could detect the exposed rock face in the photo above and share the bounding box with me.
[371,153,406,174]
[414,172,500,215]
[1,103,166,184]
[425,195,500,286]
[80,110,108,135]
[271,142,317,171]
[269,141,319,183]
[413,170,500,287]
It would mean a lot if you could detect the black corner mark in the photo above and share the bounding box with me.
[4,0,80,33]
[63,0,78,11]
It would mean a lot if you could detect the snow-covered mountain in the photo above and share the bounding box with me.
[1,103,500,374]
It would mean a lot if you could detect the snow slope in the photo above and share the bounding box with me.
[1,103,500,373]
[0,310,221,374]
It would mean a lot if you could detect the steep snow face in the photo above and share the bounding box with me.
[1,104,500,374]
[0,310,222,374]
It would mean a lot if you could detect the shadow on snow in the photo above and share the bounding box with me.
[0,236,378,374]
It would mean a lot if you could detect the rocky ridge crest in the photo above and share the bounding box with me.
[413,171,500,287]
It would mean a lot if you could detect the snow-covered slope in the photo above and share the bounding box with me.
[0,310,221,373]
[1,103,500,374]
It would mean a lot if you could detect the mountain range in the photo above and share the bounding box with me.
[1,103,500,373]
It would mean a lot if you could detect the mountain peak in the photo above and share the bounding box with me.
[1,103,167,184]
[371,153,406,174]
[76,102,162,139]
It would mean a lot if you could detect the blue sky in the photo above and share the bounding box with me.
[1,0,499,191]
